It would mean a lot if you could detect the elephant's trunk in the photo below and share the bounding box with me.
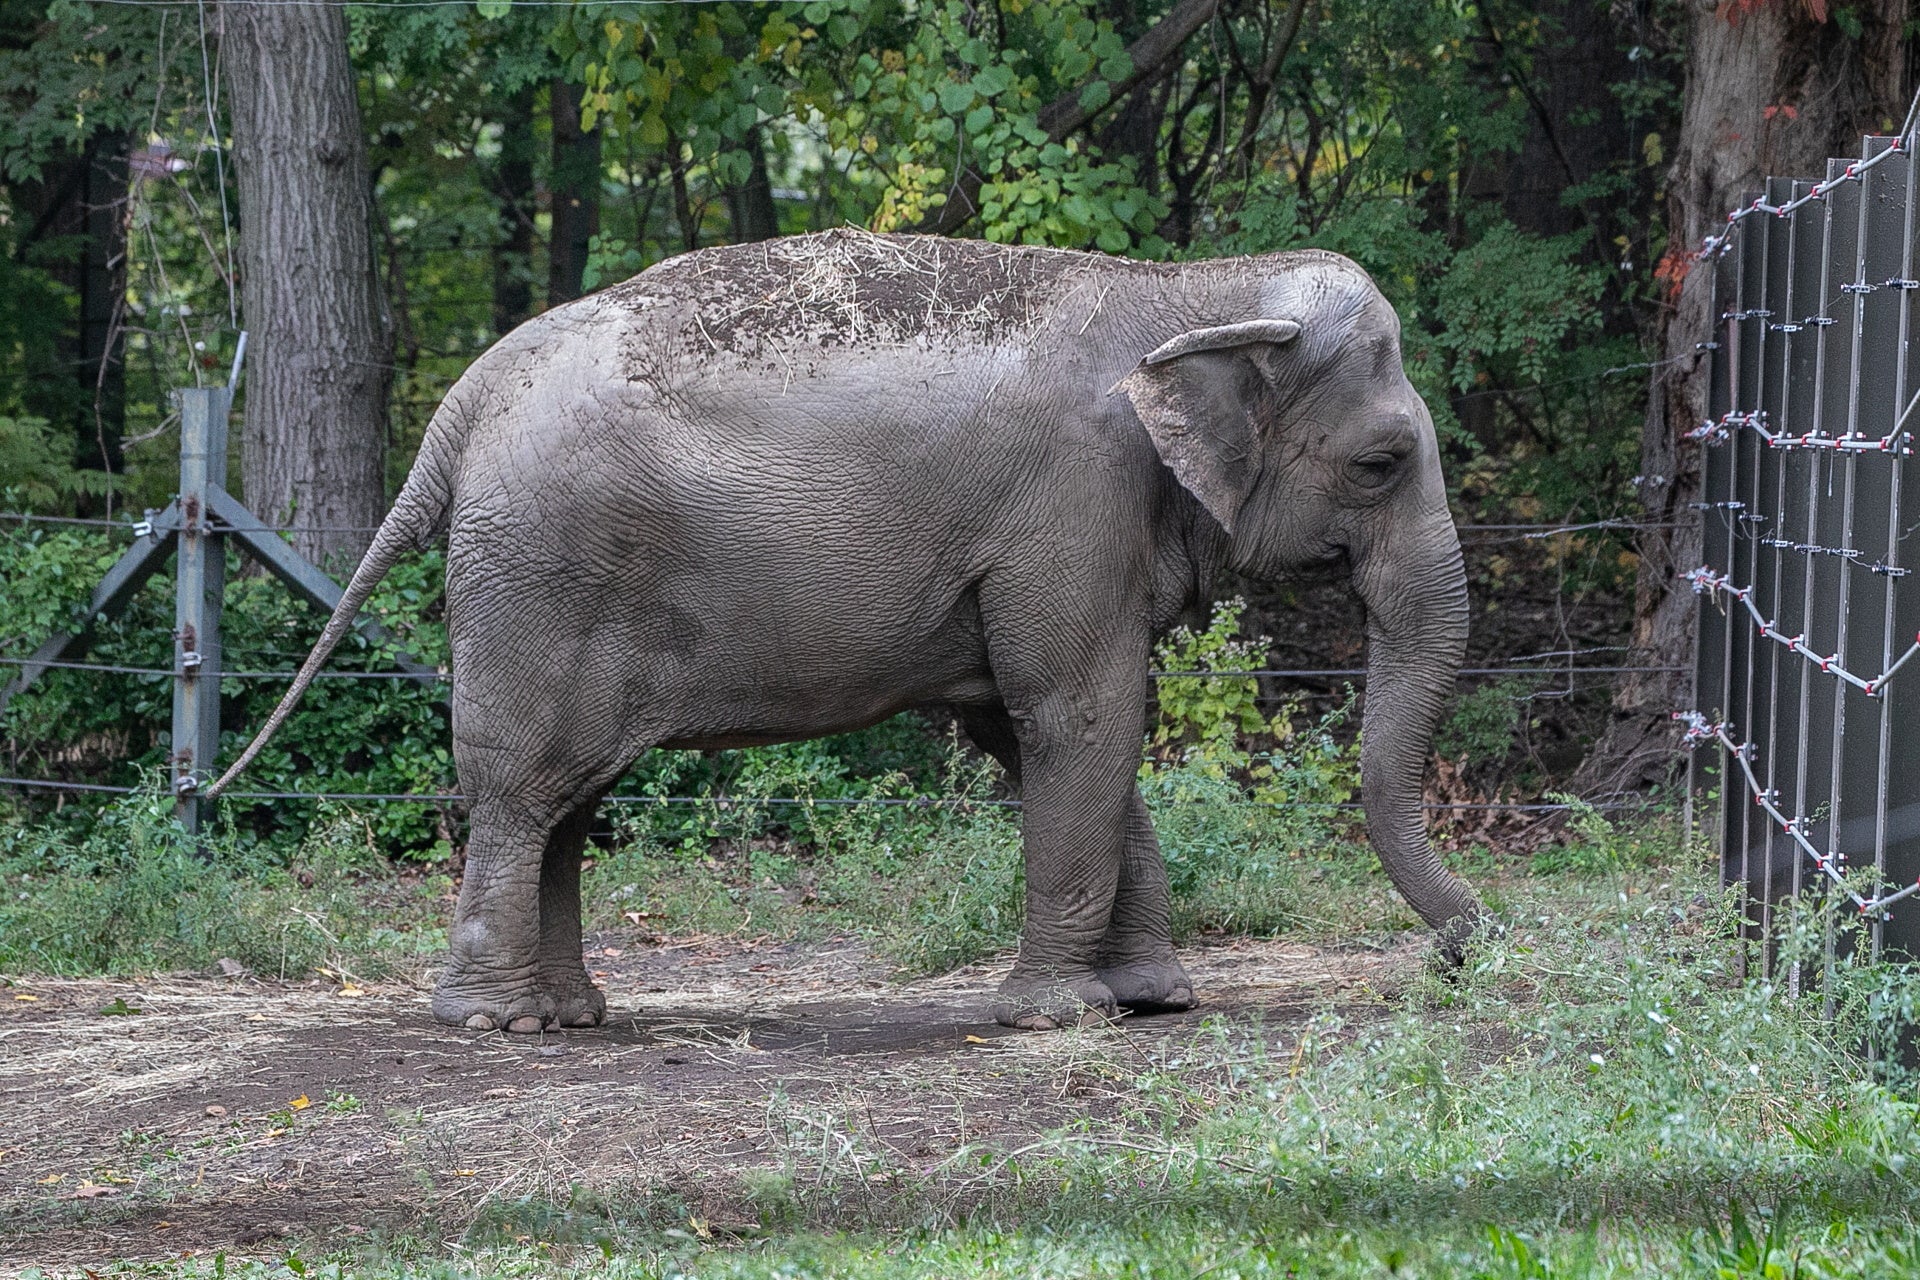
[1354,513,1483,957]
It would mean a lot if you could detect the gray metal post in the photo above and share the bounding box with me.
[172,387,231,835]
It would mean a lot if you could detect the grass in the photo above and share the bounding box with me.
[10,764,1920,1276]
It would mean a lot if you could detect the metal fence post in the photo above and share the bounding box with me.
[172,386,230,838]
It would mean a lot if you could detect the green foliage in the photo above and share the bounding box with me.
[0,523,456,851]
[1530,794,1663,876]
[1437,679,1524,770]
[0,778,443,976]
[1148,596,1270,764]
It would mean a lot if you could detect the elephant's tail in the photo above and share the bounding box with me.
[204,413,463,800]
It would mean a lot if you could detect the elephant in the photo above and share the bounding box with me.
[212,229,1482,1033]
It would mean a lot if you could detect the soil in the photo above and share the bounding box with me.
[0,930,1422,1268]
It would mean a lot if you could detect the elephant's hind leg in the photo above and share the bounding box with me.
[435,779,622,1033]
[535,802,608,1028]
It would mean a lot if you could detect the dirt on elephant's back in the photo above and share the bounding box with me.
[0,933,1421,1264]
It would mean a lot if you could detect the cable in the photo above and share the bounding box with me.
[0,774,1647,812]
[1672,714,1920,918]
[0,509,1675,539]
[0,654,1679,681]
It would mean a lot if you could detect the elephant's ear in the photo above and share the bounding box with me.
[1112,319,1302,534]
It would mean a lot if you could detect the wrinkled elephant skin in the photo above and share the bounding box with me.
[219,230,1480,1033]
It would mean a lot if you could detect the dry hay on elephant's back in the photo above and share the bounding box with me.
[618,229,1103,359]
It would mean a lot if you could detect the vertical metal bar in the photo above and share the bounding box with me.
[172,386,230,841]
[1756,177,1797,974]
[1734,199,1772,967]
[1848,136,1908,969]
[1800,161,1845,1018]
[1779,179,1825,995]
[1822,153,1868,1015]
[1705,232,1740,907]
[1873,132,1920,970]
[1820,152,1866,1013]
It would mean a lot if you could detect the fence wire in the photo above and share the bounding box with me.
[1682,116,1920,965]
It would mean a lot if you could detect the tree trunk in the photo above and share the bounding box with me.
[547,78,601,306]
[724,127,780,244]
[13,132,130,484]
[224,0,391,569]
[490,83,537,334]
[1573,0,1908,798]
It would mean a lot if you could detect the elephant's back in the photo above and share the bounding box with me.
[595,229,1137,366]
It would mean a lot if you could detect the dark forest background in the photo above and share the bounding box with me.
[2,0,1915,852]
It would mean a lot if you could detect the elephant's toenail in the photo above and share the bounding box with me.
[1018,1015,1059,1031]
[568,1011,599,1027]
[465,1014,496,1032]
[506,1015,544,1035]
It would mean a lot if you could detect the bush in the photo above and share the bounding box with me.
[0,777,445,977]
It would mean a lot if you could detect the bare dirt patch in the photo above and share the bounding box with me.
[0,932,1420,1267]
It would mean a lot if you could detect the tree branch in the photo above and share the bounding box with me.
[916,0,1222,234]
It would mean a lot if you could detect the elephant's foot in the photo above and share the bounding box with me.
[988,966,1117,1031]
[1096,952,1196,1013]
[432,972,604,1033]
[540,976,607,1029]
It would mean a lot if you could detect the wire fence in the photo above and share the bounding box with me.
[1683,119,1920,985]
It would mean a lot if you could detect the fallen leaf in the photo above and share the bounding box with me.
[689,1215,712,1240]
[98,997,141,1017]
[245,1014,269,1022]
[964,1034,990,1044]
[37,1173,64,1185]
[482,1087,517,1100]
[204,1105,228,1118]
[66,1184,115,1200]
[13,994,37,1003]
[601,947,624,957]
[337,985,365,998]
[288,1095,311,1111]
[449,1169,477,1177]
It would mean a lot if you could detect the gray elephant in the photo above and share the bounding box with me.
[213,229,1481,1033]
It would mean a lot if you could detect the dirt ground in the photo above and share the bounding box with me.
[0,931,1421,1268]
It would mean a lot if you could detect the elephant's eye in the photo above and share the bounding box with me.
[1348,450,1404,488]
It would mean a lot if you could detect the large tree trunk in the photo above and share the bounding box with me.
[1574,0,1908,798]
[547,78,601,306]
[490,83,537,335]
[224,0,391,569]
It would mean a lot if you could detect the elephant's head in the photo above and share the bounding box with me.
[1114,252,1481,955]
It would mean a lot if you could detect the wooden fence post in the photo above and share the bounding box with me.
[172,386,231,837]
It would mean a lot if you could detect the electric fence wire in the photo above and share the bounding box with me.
[0,773,1652,813]
[1673,96,1920,924]
[0,654,1684,681]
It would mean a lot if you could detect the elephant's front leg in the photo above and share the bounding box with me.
[988,689,1142,1031]
[1094,788,1195,1011]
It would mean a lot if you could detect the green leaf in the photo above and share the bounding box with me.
[474,0,510,17]
[972,64,1014,97]
[964,104,993,135]
[1077,80,1111,114]
[937,80,974,115]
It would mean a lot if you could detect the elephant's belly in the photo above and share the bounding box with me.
[642,592,1002,749]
